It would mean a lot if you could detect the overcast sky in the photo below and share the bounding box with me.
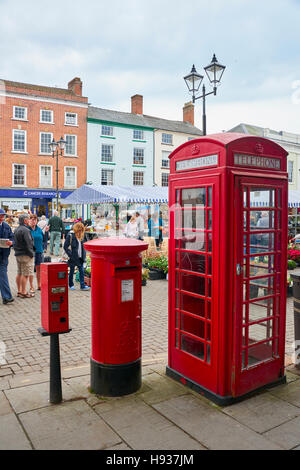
[1,0,300,134]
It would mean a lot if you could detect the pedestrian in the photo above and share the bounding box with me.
[63,222,90,291]
[29,214,44,292]
[47,210,64,256]
[0,208,14,305]
[135,212,145,240]
[37,215,48,252]
[124,216,137,238]
[149,213,163,250]
[14,213,35,298]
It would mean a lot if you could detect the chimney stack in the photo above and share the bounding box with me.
[68,77,83,96]
[183,101,194,126]
[131,94,143,115]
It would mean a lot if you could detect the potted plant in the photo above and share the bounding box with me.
[288,259,297,270]
[143,253,168,280]
[84,255,92,287]
[142,268,149,286]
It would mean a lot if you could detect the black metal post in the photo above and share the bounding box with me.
[50,333,62,404]
[56,151,59,212]
[202,84,207,136]
[291,273,300,368]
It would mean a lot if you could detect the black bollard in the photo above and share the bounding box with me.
[50,333,62,404]
[290,273,300,368]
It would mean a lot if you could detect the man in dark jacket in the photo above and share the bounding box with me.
[47,210,64,256]
[14,214,35,298]
[0,209,14,304]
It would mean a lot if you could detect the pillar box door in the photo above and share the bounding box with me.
[166,133,288,405]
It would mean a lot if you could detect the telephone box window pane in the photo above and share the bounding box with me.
[244,341,273,369]
[181,272,205,296]
[180,252,206,273]
[247,233,274,254]
[176,311,179,328]
[181,293,205,318]
[277,189,281,208]
[207,233,212,252]
[248,300,274,324]
[207,256,212,275]
[250,189,275,207]
[175,209,180,228]
[207,322,211,341]
[175,331,179,348]
[207,210,212,229]
[180,313,205,339]
[251,211,275,230]
[243,189,248,207]
[175,251,179,267]
[176,291,179,308]
[206,344,211,364]
[176,271,179,289]
[181,334,205,360]
[208,187,212,207]
[247,277,274,301]
[207,301,211,320]
[207,279,211,298]
[248,255,275,276]
[182,209,205,230]
[248,321,274,345]
[182,188,206,206]
[181,232,205,251]
[176,190,180,203]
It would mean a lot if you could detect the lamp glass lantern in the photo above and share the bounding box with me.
[204,54,226,87]
[49,139,58,153]
[184,64,204,94]
[57,136,66,151]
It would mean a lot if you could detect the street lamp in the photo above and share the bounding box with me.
[184,54,226,135]
[49,137,66,212]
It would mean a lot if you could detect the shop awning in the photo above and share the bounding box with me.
[250,189,300,207]
[63,184,169,204]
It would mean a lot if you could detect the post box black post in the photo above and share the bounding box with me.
[291,273,300,368]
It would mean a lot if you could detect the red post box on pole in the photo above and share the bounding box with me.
[167,133,288,405]
[84,238,148,396]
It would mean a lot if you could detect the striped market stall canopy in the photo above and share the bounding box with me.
[63,184,169,205]
[250,189,300,207]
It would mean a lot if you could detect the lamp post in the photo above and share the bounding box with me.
[184,54,226,135]
[49,137,66,213]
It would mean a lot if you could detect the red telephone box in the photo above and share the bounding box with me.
[40,262,69,334]
[84,238,148,396]
[166,133,288,405]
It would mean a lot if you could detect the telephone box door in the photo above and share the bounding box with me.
[169,176,220,392]
[232,176,287,397]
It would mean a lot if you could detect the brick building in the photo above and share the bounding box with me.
[0,77,88,217]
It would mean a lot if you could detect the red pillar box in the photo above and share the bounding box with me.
[167,133,288,405]
[84,238,148,396]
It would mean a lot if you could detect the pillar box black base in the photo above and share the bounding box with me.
[90,358,141,397]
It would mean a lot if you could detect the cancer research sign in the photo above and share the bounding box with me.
[176,154,218,171]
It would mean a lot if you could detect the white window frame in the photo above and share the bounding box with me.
[12,163,27,187]
[39,165,53,188]
[133,129,144,140]
[13,106,27,121]
[133,147,144,165]
[101,144,114,163]
[133,171,144,186]
[161,150,171,168]
[101,168,114,186]
[64,134,77,157]
[162,133,173,145]
[65,112,78,126]
[101,125,114,137]
[288,160,294,183]
[12,129,27,153]
[161,173,169,187]
[64,166,77,189]
[39,132,53,155]
[40,109,54,124]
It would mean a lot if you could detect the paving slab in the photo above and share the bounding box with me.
[137,372,188,405]
[18,400,121,450]
[268,380,300,407]
[93,395,205,450]
[4,381,78,414]
[0,414,32,450]
[263,416,300,450]
[154,394,283,450]
[223,391,300,433]
[64,375,91,398]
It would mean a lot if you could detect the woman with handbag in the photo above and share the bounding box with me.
[63,222,90,291]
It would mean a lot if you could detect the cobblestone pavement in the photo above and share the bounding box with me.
[0,252,296,378]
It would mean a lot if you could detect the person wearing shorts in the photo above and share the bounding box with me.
[14,214,35,298]
[29,214,44,292]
